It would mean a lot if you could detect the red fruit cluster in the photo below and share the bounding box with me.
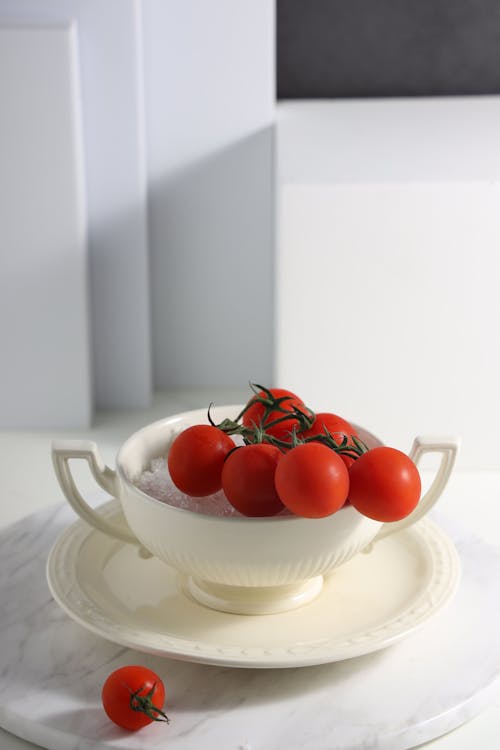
[167,385,421,522]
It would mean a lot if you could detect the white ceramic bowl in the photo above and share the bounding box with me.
[52,406,459,614]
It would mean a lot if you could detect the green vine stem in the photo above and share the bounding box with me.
[233,383,305,422]
[207,385,368,459]
[128,682,170,723]
[308,430,368,459]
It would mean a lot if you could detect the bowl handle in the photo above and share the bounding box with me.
[51,440,138,545]
[372,435,460,543]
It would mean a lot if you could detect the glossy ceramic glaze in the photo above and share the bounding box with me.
[46,501,461,665]
[52,406,459,614]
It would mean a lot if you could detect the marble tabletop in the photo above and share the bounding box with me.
[1,389,500,749]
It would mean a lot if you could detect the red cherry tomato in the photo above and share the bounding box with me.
[300,412,357,440]
[222,444,284,516]
[167,425,234,496]
[101,665,168,731]
[242,388,309,441]
[348,447,421,522]
[274,443,349,518]
[300,412,359,468]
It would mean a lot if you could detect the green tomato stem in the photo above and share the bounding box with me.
[129,683,170,724]
[209,384,368,459]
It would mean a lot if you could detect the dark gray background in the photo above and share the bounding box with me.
[277,0,500,98]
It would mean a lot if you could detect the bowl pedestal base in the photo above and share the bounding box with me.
[185,575,324,615]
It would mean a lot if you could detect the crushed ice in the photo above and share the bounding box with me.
[134,457,243,517]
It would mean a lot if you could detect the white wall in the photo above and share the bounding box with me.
[74,0,151,411]
[141,0,275,388]
[276,99,500,470]
[0,0,151,425]
[5,1,496,470]
[0,0,275,425]
[0,24,91,427]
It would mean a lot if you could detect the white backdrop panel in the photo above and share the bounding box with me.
[142,0,275,388]
[276,182,500,470]
[0,0,151,413]
[0,24,91,428]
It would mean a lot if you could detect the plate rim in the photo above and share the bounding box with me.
[46,500,461,668]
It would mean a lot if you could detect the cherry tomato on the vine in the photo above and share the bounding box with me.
[167,425,234,496]
[300,412,359,468]
[101,665,168,731]
[348,447,421,522]
[222,443,284,516]
[242,388,310,441]
[274,443,349,518]
[300,412,357,441]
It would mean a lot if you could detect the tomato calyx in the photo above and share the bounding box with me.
[239,382,305,414]
[128,682,170,724]
[244,382,313,420]
[207,386,368,460]
[260,403,314,433]
[208,383,315,444]
[309,429,369,461]
[208,410,242,436]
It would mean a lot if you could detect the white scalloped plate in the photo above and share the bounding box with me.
[47,500,460,668]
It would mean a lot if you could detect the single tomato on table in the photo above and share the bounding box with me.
[274,442,349,518]
[348,446,421,522]
[101,665,169,731]
[167,424,234,496]
[242,387,310,441]
[222,443,284,516]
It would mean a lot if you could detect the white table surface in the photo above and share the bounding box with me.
[1,388,500,750]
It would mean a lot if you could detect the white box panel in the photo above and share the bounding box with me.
[1,0,152,411]
[276,99,500,469]
[0,24,91,427]
[277,182,500,469]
